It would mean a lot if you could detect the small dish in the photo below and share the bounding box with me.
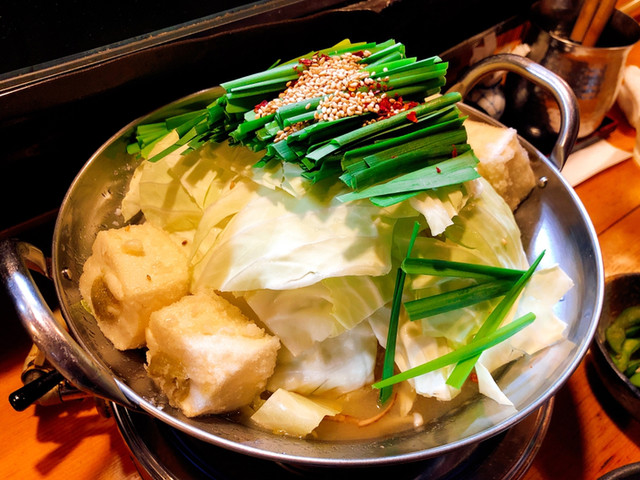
[598,462,640,480]
[591,273,640,422]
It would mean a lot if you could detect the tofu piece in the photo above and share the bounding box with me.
[79,223,190,350]
[146,292,280,417]
[464,119,536,210]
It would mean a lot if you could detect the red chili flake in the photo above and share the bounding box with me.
[391,155,397,159]
[470,372,478,383]
[378,97,392,115]
[406,111,418,123]
[300,58,312,66]
[254,100,268,113]
[436,166,442,173]
[352,50,365,57]
[451,144,458,157]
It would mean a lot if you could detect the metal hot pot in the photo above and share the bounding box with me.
[0,54,602,467]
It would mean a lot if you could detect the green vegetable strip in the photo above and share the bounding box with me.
[221,62,303,91]
[230,113,276,142]
[356,120,467,166]
[404,279,515,320]
[336,152,479,203]
[377,56,442,77]
[282,111,317,127]
[276,96,324,123]
[365,167,478,207]
[445,251,546,389]
[362,57,415,72]
[340,108,462,167]
[401,257,526,281]
[369,190,422,207]
[379,222,421,404]
[341,151,449,191]
[372,312,536,389]
[362,42,406,64]
[165,110,207,130]
[328,92,461,149]
[304,93,460,165]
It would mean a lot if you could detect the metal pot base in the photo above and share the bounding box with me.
[112,398,554,480]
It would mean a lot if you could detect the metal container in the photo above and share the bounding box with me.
[508,4,640,142]
[0,54,601,467]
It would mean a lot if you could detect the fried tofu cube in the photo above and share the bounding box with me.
[79,223,190,350]
[464,119,536,211]
[146,292,280,417]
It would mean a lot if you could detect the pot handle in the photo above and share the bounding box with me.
[447,53,579,171]
[0,238,136,409]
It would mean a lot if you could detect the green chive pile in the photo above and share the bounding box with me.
[605,306,640,387]
[127,39,480,207]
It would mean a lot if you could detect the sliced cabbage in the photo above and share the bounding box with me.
[250,388,341,437]
[477,265,572,373]
[119,136,572,411]
[243,275,394,355]
[266,322,378,396]
[243,282,344,356]
[370,179,570,405]
[369,306,459,401]
[191,182,397,292]
[129,149,204,231]
[408,182,473,236]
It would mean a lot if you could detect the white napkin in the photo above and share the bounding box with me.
[561,64,640,186]
[562,140,630,186]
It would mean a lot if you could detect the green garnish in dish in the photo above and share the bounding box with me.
[379,221,421,404]
[373,312,536,390]
[373,251,544,393]
[605,305,640,386]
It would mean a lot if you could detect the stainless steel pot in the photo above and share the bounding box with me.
[0,54,601,467]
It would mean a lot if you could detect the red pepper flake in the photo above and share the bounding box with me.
[451,144,458,157]
[406,111,418,123]
[436,166,442,173]
[352,50,365,57]
[470,372,478,383]
[391,155,397,159]
[254,99,268,113]
[378,97,392,115]
[299,58,312,67]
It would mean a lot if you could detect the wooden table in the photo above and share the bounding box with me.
[2,38,640,480]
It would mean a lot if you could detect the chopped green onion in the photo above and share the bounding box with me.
[336,151,479,204]
[372,312,536,389]
[404,279,516,320]
[445,251,546,389]
[401,258,525,281]
[379,221,421,404]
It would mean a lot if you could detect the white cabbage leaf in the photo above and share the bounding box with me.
[408,182,473,236]
[191,182,397,292]
[266,322,378,396]
[243,274,394,355]
[250,388,341,437]
[369,179,572,405]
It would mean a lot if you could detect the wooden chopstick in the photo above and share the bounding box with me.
[570,0,600,43]
[582,0,618,46]
[620,0,640,15]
